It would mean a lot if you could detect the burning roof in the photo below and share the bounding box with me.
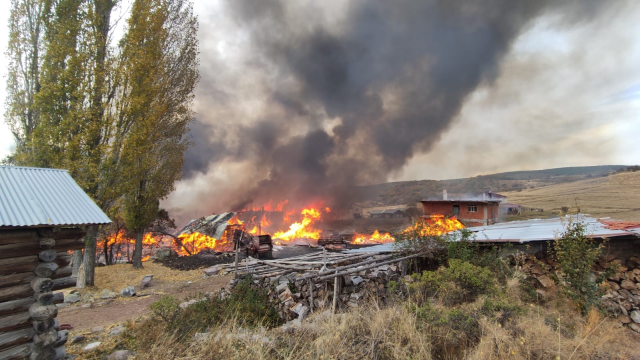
[177,212,237,239]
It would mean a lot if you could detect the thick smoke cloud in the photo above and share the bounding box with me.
[171,0,622,220]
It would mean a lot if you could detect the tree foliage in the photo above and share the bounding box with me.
[119,0,198,268]
[4,0,199,274]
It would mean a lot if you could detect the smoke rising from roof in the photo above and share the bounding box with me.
[166,0,628,224]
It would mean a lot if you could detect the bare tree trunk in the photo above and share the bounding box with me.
[76,263,86,289]
[71,250,82,277]
[82,225,98,286]
[132,230,144,269]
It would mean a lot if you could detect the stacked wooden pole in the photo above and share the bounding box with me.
[0,228,85,360]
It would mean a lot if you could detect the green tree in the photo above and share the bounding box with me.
[4,0,48,164]
[119,0,198,268]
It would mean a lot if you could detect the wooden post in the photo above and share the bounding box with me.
[332,271,339,315]
[234,231,244,280]
[308,278,314,313]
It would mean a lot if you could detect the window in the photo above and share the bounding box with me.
[468,205,477,213]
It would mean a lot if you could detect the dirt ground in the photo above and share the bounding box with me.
[57,263,232,332]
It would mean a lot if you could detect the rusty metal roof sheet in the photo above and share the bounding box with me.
[0,166,111,228]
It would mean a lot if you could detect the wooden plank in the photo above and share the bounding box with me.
[314,253,427,282]
[0,230,38,245]
[0,241,40,259]
[0,256,38,276]
[0,298,34,317]
[0,327,35,351]
[0,272,35,289]
[0,343,32,360]
[0,284,32,303]
[0,311,31,332]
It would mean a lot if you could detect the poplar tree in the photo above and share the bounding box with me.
[119,0,198,268]
[4,0,48,164]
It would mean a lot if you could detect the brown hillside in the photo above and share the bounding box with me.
[502,171,640,221]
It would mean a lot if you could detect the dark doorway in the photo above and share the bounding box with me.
[453,205,459,217]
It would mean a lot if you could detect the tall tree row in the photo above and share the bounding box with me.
[4,0,199,280]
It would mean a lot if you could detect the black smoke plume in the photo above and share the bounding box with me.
[178,0,618,215]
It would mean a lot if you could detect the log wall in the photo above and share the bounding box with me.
[0,227,86,360]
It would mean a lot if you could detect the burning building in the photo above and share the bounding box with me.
[420,190,504,227]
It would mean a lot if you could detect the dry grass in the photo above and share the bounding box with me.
[502,171,640,221]
[89,297,640,360]
[80,262,205,296]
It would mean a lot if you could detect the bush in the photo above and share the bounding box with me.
[410,259,496,304]
[149,277,281,338]
[149,295,180,325]
[412,304,481,357]
[552,218,613,314]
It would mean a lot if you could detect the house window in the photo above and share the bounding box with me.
[468,205,477,213]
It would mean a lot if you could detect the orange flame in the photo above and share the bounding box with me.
[141,254,151,262]
[175,231,233,255]
[404,215,465,237]
[273,207,323,241]
[352,230,395,244]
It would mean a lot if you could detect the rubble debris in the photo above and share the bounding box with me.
[64,293,80,303]
[110,324,126,336]
[83,342,101,352]
[141,274,154,288]
[120,286,136,297]
[107,350,134,360]
[91,326,104,333]
[217,249,419,322]
[100,289,117,299]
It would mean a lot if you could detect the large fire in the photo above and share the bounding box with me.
[99,200,466,260]
[405,215,465,237]
[175,231,232,255]
[272,207,325,241]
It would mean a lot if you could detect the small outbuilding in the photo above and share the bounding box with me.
[0,166,111,359]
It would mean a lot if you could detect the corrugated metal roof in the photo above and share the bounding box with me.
[468,215,640,243]
[0,166,111,228]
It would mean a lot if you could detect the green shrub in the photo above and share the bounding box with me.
[412,304,481,357]
[149,277,281,338]
[149,295,180,325]
[552,218,614,314]
[410,259,496,304]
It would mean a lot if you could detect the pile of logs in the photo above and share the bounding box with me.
[206,250,424,321]
[0,228,85,360]
[519,251,640,333]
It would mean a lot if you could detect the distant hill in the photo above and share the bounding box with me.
[350,165,628,207]
[502,170,640,221]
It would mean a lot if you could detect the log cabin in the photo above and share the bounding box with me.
[0,166,111,360]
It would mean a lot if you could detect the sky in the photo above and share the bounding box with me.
[0,1,639,222]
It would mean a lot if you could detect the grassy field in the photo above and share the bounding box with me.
[502,171,640,221]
